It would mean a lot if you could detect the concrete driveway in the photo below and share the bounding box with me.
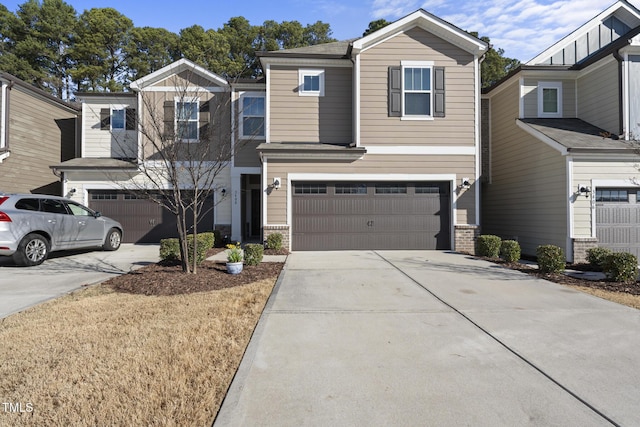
[215,251,640,426]
[0,244,159,318]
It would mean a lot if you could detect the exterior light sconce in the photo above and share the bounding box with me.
[273,177,281,190]
[461,177,471,189]
[578,185,591,198]
[220,188,227,196]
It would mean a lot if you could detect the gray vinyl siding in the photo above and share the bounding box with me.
[82,98,137,158]
[269,66,352,144]
[483,79,568,258]
[359,27,476,146]
[265,155,476,225]
[577,58,619,134]
[522,79,576,118]
[0,86,77,194]
[234,140,261,167]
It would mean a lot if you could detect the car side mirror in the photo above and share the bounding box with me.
[94,211,102,218]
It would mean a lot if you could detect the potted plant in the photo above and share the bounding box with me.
[225,242,243,274]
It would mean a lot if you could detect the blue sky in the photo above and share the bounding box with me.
[2,0,638,61]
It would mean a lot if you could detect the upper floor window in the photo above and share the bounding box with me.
[403,65,432,117]
[111,109,125,130]
[538,82,562,118]
[175,99,199,141]
[100,106,136,131]
[240,93,265,138]
[299,69,324,97]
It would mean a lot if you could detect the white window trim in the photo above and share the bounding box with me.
[174,96,199,143]
[239,92,265,140]
[401,60,434,120]
[537,81,563,118]
[298,69,325,97]
[110,104,127,132]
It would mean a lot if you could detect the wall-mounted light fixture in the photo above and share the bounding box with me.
[578,185,592,198]
[273,177,281,190]
[220,188,227,196]
[461,177,471,189]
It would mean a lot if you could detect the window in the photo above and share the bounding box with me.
[15,199,40,211]
[240,94,265,138]
[596,189,629,202]
[67,202,94,216]
[538,82,562,118]
[299,69,325,97]
[111,109,125,130]
[403,66,432,116]
[176,100,199,141]
[335,183,367,194]
[294,183,327,194]
[415,185,441,194]
[91,193,117,200]
[41,199,68,214]
[375,184,407,194]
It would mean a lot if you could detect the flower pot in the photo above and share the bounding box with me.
[226,261,243,275]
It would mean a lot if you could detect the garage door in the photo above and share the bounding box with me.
[596,188,640,258]
[292,182,450,251]
[89,191,214,243]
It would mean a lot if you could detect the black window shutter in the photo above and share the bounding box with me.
[199,100,210,141]
[388,66,401,117]
[100,108,110,130]
[163,101,174,139]
[125,108,136,131]
[434,67,445,118]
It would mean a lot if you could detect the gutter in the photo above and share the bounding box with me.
[613,49,624,136]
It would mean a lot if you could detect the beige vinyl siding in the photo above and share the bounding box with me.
[359,27,476,146]
[522,79,576,118]
[82,98,137,158]
[577,59,619,134]
[483,79,568,257]
[269,66,352,144]
[154,71,220,89]
[0,86,76,194]
[265,154,476,224]
[572,159,640,237]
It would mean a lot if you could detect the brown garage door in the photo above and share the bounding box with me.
[292,182,450,251]
[89,191,214,243]
[596,188,640,258]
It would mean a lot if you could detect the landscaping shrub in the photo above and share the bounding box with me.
[586,247,613,269]
[500,240,521,263]
[603,252,638,284]
[266,233,283,250]
[244,244,264,266]
[159,233,213,265]
[476,235,501,258]
[536,245,566,273]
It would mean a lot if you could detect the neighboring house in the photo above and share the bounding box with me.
[0,73,79,195]
[53,59,265,243]
[483,0,640,261]
[257,10,487,251]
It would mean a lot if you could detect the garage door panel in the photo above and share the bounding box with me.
[292,182,450,251]
[596,193,640,258]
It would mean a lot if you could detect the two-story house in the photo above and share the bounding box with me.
[483,0,640,262]
[258,9,487,251]
[0,73,79,195]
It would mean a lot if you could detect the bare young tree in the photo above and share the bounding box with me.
[105,66,257,273]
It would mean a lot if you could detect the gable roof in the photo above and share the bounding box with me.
[527,0,640,65]
[257,40,353,59]
[0,72,80,113]
[352,9,487,56]
[129,58,229,91]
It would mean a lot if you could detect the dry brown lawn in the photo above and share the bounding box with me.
[0,276,276,426]
[566,285,640,309]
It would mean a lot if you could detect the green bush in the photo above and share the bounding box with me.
[159,233,214,265]
[500,240,521,263]
[603,252,638,284]
[476,235,502,258]
[266,233,283,250]
[586,247,613,269]
[244,244,264,266]
[536,245,566,273]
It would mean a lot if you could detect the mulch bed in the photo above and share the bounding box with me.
[482,257,640,295]
[106,261,284,296]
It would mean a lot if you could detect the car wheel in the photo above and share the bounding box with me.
[103,228,122,251]
[13,233,50,266]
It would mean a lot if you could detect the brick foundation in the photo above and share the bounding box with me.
[572,237,598,264]
[264,225,290,250]
[455,225,480,254]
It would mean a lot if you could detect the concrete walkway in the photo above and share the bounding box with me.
[215,251,640,426]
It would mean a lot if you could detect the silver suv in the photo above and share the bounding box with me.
[0,194,123,266]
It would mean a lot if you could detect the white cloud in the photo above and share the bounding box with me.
[368,0,640,61]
